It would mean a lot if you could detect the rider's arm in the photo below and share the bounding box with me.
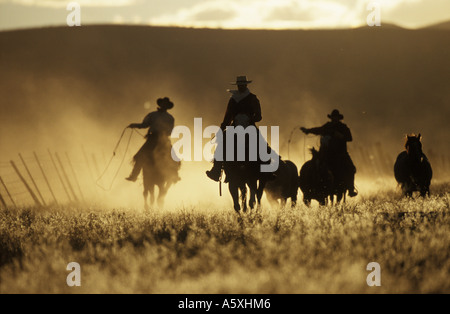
[306,124,327,136]
[128,123,145,128]
[128,113,153,129]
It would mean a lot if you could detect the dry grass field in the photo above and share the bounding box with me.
[1,182,449,294]
[0,25,449,295]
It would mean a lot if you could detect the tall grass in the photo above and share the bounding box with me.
[0,184,449,293]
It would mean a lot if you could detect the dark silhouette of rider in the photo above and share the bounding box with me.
[300,109,357,197]
[126,97,175,182]
[206,76,262,181]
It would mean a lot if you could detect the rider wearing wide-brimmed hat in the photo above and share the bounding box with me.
[300,109,358,197]
[126,97,175,182]
[206,76,263,181]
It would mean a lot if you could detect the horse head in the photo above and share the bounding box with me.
[405,133,423,163]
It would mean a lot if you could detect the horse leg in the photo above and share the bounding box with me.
[143,187,149,211]
[303,193,312,207]
[241,184,248,213]
[318,197,326,206]
[229,182,241,213]
[290,197,297,208]
[157,183,169,208]
[405,186,413,197]
[420,186,429,197]
[149,184,156,207]
[256,179,266,206]
[336,190,345,204]
[248,180,257,210]
[329,194,337,206]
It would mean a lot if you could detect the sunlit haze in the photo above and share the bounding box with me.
[1,0,450,31]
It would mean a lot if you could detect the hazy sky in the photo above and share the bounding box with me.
[0,0,449,31]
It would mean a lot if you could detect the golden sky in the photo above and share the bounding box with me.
[0,0,450,31]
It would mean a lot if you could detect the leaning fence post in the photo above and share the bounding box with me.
[34,152,59,206]
[0,189,8,210]
[92,154,100,178]
[0,175,16,208]
[55,152,79,202]
[10,160,42,207]
[82,146,96,182]
[48,149,72,202]
[65,152,85,201]
[19,153,46,206]
[81,146,100,197]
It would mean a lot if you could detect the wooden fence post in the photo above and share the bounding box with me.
[10,160,42,207]
[0,176,16,208]
[48,149,72,202]
[55,152,79,202]
[19,153,46,206]
[34,152,59,206]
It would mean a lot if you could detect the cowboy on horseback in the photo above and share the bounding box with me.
[206,76,263,181]
[300,109,358,197]
[126,97,175,182]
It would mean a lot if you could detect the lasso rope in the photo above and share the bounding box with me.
[287,125,302,161]
[287,126,316,162]
[96,127,145,191]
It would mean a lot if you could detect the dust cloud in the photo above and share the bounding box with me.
[0,25,449,208]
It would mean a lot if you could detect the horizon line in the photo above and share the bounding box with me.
[1,19,450,33]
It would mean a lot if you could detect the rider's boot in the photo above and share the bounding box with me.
[206,161,222,182]
[125,164,141,182]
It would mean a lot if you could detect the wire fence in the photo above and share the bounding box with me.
[0,144,135,209]
[0,139,448,210]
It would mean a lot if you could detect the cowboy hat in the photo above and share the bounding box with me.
[327,109,344,120]
[230,76,253,85]
[157,97,174,110]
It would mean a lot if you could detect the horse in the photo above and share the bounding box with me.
[263,159,298,208]
[326,157,353,204]
[223,161,261,213]
[142,137,180,210]
[394,133,432,197]
[221,114,273,213]
[298,147,334,206]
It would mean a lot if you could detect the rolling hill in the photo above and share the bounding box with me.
[0,25,449,165]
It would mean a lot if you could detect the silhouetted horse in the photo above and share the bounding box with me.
[221,114,274,213]
[223,161,261,213]
[263,159,298,208]
[298,147,334,206]
[394,134,432,197]
[142,137,180,209]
